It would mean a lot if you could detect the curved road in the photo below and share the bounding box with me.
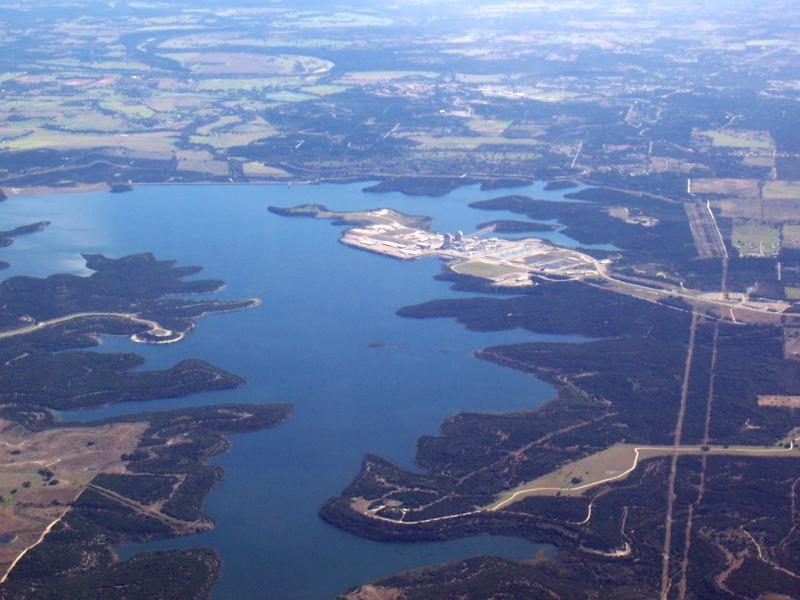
[0,312,174,342]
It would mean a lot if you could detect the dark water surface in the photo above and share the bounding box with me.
[0,182,587,598]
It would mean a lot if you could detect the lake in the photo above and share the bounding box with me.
[0,181,587,598]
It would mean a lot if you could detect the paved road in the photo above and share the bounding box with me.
[0,312,167,341]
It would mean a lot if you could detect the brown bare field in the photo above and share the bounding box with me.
[762,200,800,221]
[242,162,291,178]
[494,444,640,501]
[692,178,761,198]
[0,419,147,580]
[763,181,800,201]
[714,198,763,219]
[715,198,800,222]
[758,395,800,408]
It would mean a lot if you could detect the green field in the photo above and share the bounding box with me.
[0,130,177,155]
[265,91,317,103]
[409,135,540,150]
[100,100,155,119]
[301,84,349,96]
[190,117,277,148]
[195,115,240,136]
[700,129,772,149]
[467,118,511,135]
[731,219,780,257]
[336,71,439,84]
[742,156,774,167]
[198,79,275,91]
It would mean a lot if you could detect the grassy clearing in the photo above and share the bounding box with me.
[743,156,774,168]
[0,419,147,577]
[781,224,800,248]
[176,149,229,176]
[162,52,332,76]
[0,130,177,154]
[242,162,291,178]
[451,261,524,279]
[467,118,511,135]
[764,200,800,222]
[52,112,129,132]
[276,12,393,29]
[198,78,275,91]
[731,219,780,257]
[144,93,210,112]
[764,181,800,200]
[408,135,540,149]
[264,91,316,103]
[336,71,439,84]
[491,439,800,507]
[455,73,508,83]
[100,100,155,119]
[699,129,772,149]
[195,115,240,136]
[301,84,349,96]
[159,33,354,51]
[480,87,580,102]
[691,178,761,198]
[190,117,277,148]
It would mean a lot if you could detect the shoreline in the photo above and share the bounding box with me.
[0,173,547,200]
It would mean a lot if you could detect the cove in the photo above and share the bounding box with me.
[0,181,587,598]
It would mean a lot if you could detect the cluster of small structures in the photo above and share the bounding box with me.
[340,213,599,287]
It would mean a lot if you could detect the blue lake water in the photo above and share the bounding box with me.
[0,181,586,598]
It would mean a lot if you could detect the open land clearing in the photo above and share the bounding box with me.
[782,223,800,247]
[757,395,800,408]
[764,181,800,201]
[159,52,333,76]
[349,433,800,527]
[489,434,800,510]
[335,71,439,84]
[0,130,178,156]
[405,134,541,150]
[691,178,761,198]
[0,419,148,581]
[731,219,780,257]
[698,129,773,149]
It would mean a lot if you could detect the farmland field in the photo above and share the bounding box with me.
[731,219,780,256]
[764,181,800,200]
